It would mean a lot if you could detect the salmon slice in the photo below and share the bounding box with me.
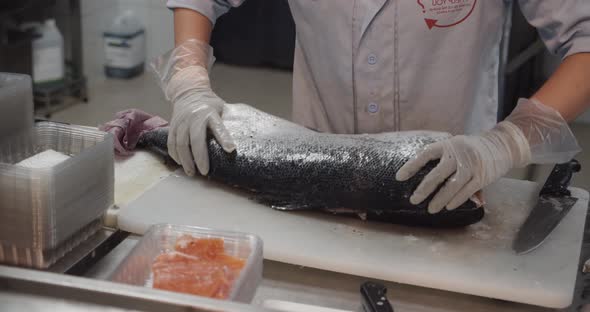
[175,235,225,260]
[152,237,246,299]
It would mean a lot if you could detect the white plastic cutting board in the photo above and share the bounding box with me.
[118,172,588,308]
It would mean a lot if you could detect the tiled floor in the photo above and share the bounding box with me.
[50,63,590,191]
[51,64,292,125]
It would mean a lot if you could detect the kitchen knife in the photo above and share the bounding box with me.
[361,282,394,312]
[512,159,581,255]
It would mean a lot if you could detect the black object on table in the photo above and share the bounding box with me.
[361,281,394,312]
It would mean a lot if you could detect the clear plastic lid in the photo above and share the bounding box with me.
[0,122,114,268]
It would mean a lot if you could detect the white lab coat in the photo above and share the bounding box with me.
[167,0,590,135]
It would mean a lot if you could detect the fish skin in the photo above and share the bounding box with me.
[137,104,484,227]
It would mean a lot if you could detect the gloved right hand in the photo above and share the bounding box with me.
[151,39,235,176]
[396,98,581,213]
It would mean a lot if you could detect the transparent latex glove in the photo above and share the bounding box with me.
[396,98,580,214]
[151,39,235,176]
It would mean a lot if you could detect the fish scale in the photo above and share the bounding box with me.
[137,104,484,227]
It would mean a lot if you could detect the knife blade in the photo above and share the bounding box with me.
[512,159,581,255]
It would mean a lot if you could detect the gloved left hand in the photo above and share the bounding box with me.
[150,39,235,177]
[396,98,580,214]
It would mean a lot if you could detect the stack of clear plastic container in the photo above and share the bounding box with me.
[110,224,263,303]
[0,122,114,268]
[0,73,33,139]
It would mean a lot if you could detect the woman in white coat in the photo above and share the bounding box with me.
[154,0,590,213]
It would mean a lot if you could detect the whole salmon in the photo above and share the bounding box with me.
[124,104,484,227]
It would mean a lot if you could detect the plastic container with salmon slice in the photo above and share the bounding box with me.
[109,224,263,303]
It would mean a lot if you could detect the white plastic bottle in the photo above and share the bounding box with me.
[32,19,65,85]
[103,11,146,79]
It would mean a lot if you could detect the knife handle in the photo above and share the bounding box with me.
[361,282,394,312]
[539,159,581,197]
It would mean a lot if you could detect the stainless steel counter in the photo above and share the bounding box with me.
[0,292,133,312]
[81,233,554,312]
[0,263,271,312]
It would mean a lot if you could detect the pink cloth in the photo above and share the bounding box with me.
[99,109,168,155]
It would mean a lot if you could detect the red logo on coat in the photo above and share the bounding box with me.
[417,0,477,30]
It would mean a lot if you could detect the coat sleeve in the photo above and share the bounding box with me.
[166,0,246,24]
[518,0,590,59]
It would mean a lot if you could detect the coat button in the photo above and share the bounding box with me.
[368,53,378,65]
[368,102,379,113]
